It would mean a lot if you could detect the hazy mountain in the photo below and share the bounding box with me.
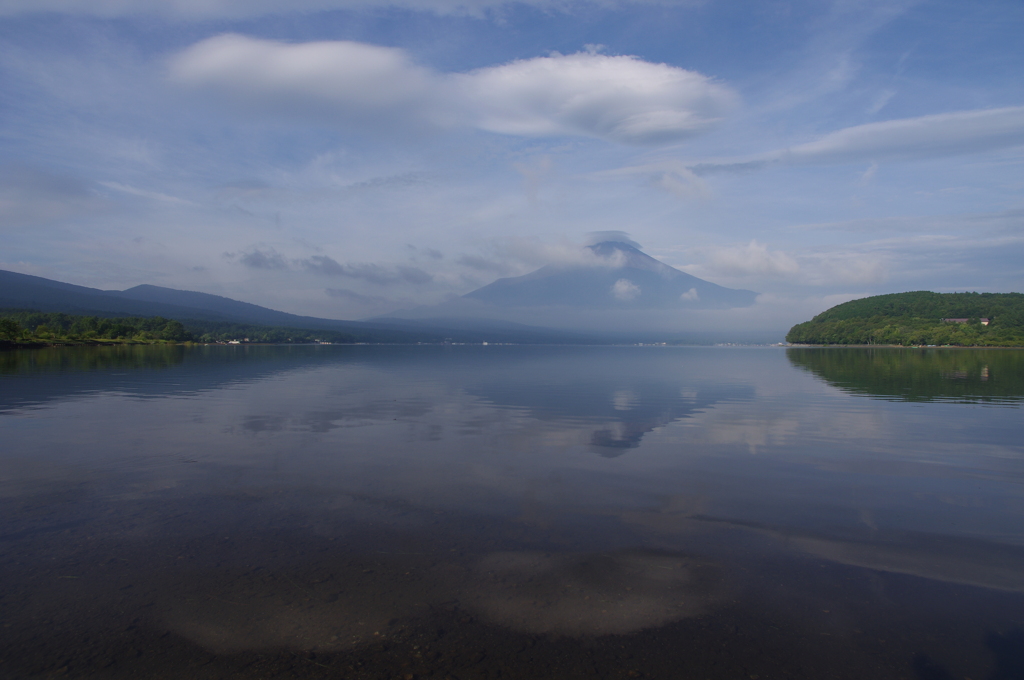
[372,242,760,339]
[113,284,309,325]
[0,269,597,343]
[465,241,757,310]
[0,270,229,321]
[0,269,396,330]
[0,246,765,343]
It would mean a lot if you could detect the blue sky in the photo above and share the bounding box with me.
[1,0,1022,328]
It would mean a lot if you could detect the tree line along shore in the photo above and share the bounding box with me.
[0,309,361,347]
[5,291,1024,349]
[786,292,1024,347]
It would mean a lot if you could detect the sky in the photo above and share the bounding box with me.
[1,0,1023,329]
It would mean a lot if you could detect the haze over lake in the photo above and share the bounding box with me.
[2,345,1023,679]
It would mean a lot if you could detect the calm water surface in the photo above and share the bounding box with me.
[1,345,1023,679]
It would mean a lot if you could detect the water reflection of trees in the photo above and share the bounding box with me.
[0,345,346,413]
[787,347,1024,403]
[1,344,187,375]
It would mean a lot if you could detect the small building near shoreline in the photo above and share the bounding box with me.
[941,317,990,325]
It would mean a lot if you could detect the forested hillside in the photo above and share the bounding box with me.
[786,292,1024,346]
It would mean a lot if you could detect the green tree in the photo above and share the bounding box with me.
[0,318,21,341]
[160,320,190,342]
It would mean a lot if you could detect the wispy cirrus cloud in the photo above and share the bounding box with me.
[682,106,1024,177]
[98,181,195,205]
[784,106,1024,164]
[169,34,737,145]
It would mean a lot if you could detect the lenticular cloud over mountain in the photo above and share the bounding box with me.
[170,34,736,144]
[454,52,736,144]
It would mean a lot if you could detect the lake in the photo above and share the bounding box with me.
[1,345,1023,679]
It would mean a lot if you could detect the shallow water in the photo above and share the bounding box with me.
[1,345,1023,679]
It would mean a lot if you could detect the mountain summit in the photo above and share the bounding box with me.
[463,241,757,310]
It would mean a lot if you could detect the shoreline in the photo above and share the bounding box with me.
[6,340,1024,351]
[786,343,1024,349]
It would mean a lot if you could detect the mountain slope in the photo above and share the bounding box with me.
[0,270,228,321]
[0,269,597,343]
[112,284,340,328]
[465,241,756,310]
[0,269,384,330]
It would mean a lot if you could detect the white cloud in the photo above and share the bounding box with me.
[799,251,888,286]
[586,231,640,248]
[784,106,1024,163]
[169,34,736,145]
[699,240,800,278]
[169,34,440,129]
[680,241,889,289]
[0,0,699,19]
[673,106,1024,177]
[457,52,735,144]
[611,278,640,300]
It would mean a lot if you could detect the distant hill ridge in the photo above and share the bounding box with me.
[0,269,599,344]
[787,291,1024,346]
[0,269,363,328]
